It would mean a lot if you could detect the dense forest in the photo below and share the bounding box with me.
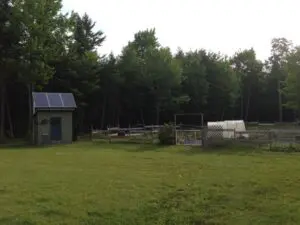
[1,0,300,142]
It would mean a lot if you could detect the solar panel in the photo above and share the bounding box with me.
[33,92,76,109]
[47,93,63,107]
[33,92,49,108]
[61,93,77,108]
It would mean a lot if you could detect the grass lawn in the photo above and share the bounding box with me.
[1,142,300,225]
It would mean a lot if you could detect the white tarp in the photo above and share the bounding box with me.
[207,121,226,138]
[207,120,248,139]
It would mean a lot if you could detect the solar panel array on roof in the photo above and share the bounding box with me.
[62,93,77,108]
[33,93,49,108]
[32,92,77,109]
[48,93,63,107]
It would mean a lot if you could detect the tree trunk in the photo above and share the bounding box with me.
[77,107,83,134]
[294,110,298,122]
[100,96,107,129]
[240,94,244,119]
[140,109,145,125]
[27,84,33,143]
[6,96,14,138]
[116,105,120,127]
[89,125,93,140]
[156,104,160,125]
[278,79,283,122]
[245,87,252,121]
[112,109,116,127]
[0,84,6,143]
[220,108,225,121]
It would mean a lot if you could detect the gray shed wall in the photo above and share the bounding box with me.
[34,111,73,145]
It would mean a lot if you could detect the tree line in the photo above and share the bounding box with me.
[1,0,300,142]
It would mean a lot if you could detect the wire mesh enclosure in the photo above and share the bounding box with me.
[173,117,300,150]
[202,128,273,148]
[174,113,204,146]
[175,130,202,146]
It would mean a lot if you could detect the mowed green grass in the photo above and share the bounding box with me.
[1,143,300,225]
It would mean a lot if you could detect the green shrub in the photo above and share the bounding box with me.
[158,123,175,145]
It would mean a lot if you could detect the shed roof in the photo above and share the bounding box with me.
[32,92,77,111]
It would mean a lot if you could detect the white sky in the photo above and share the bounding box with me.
[62,0,300,60]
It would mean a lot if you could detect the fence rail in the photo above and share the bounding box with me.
[90,127,159,144]
[83,124,300,150]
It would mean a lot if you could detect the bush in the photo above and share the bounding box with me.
[158,123,175,145]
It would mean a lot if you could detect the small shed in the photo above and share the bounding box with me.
[32,92,77,145]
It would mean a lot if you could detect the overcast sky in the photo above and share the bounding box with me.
[62,0,300,60]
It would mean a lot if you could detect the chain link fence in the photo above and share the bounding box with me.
[201,127,300,150]
[86,123,300,150]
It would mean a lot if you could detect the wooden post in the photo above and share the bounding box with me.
[278,80,283,123]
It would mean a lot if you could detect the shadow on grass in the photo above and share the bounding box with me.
[0,142,72,150]
[0,143,37,150]
[179,145,264,156]
[91,140,265,156]
[91,140,166,152]
[0,138,31,149]
[0,140,70,151]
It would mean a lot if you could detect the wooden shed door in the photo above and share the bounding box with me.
[50,117,62,141]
